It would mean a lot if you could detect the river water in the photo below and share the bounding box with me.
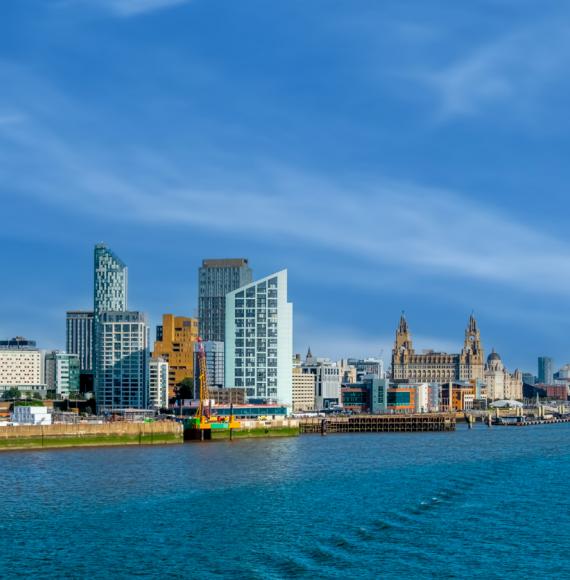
[1,423,569,579]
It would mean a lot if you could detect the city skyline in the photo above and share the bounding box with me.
[0,240,560,377]
[3,2,570,371]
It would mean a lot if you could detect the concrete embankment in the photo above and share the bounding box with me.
[0,421,183,450]
[211,420,299,440]
[185,419,300,441]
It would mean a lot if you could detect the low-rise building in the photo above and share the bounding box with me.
[387,386,416,413]
[12,405,52,425]
[44,352,80,398]
[207,387,246,405]
[341,385,370,412]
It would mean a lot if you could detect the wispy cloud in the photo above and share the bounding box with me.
[421,20,570,119]
[61,0,191,17]
[2,96,570,296]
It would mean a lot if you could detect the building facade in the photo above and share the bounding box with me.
[66,311,94,372]
[391,314,484,383]
[148,358,169,409]
[44,352,80,398]
[93,244,128,385]
[302,350,342,410]
[94,311,149,411]
[225,270,293,406]
[347,358,385,380]
[198,258,252,342]
[94,244,128,316]
[538,356,554,385]
[0,338,44,396]
[484,351,523,401]
[292,366,316,412]
[194,340,225,389]
[152,314,199,398]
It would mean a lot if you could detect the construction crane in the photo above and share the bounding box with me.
[195,336,211,427]
[187,337,241,438]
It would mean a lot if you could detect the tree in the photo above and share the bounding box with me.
[175,378,194,401]
[3,388,21,401]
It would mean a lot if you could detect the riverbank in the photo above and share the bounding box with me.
[0,422,183,450]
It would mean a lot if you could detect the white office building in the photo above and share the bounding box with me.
[12,406,52,425]
[225,270,293,406]
[148,358,169,409]
[94,311,149,411]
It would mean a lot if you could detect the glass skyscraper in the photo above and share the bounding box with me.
[225,270,292,406]
[538,356,554,384]
[198,259,252,342]
[66,311,93,372]
[94,243,128,316]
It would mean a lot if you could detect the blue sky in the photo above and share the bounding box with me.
[2,0,570,374]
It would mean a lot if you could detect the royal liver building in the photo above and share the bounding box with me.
[391,314,484,383]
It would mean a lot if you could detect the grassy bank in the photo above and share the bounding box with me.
[210,426,300,440]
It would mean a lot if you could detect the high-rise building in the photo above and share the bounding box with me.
[194,341,225,388]
[538,356,554,385]
[148,358,169,409]
[66,311,94,372]
[198,258,252,342]
[94,244,128,317]
[44,352,80,398]
[391,314,484,383]
[94,311,149,411]
[292,365,315,412]
[225,270,293,405]
[0,338,44,396]
[152,314,199,398]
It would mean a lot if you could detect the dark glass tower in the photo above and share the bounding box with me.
[198,258,252,342]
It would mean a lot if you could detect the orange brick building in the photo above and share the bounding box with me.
[152,315,199,398]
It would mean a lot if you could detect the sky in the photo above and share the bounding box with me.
[1,0,570,374]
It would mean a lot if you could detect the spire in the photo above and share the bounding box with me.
[398,311,408,334]
[467,312,478,333]
[307,346,312,359]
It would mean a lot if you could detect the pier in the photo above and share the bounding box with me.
[299,413,456,434]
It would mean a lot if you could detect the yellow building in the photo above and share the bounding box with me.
[152,315,199,398]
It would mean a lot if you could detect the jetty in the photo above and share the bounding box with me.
[299,413,455,434]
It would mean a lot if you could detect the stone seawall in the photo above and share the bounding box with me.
[0,421,183,450]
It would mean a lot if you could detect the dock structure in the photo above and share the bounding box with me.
[299,414,456,434]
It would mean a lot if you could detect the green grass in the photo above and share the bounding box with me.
[0,432,182,450]
[209,426,299,440]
